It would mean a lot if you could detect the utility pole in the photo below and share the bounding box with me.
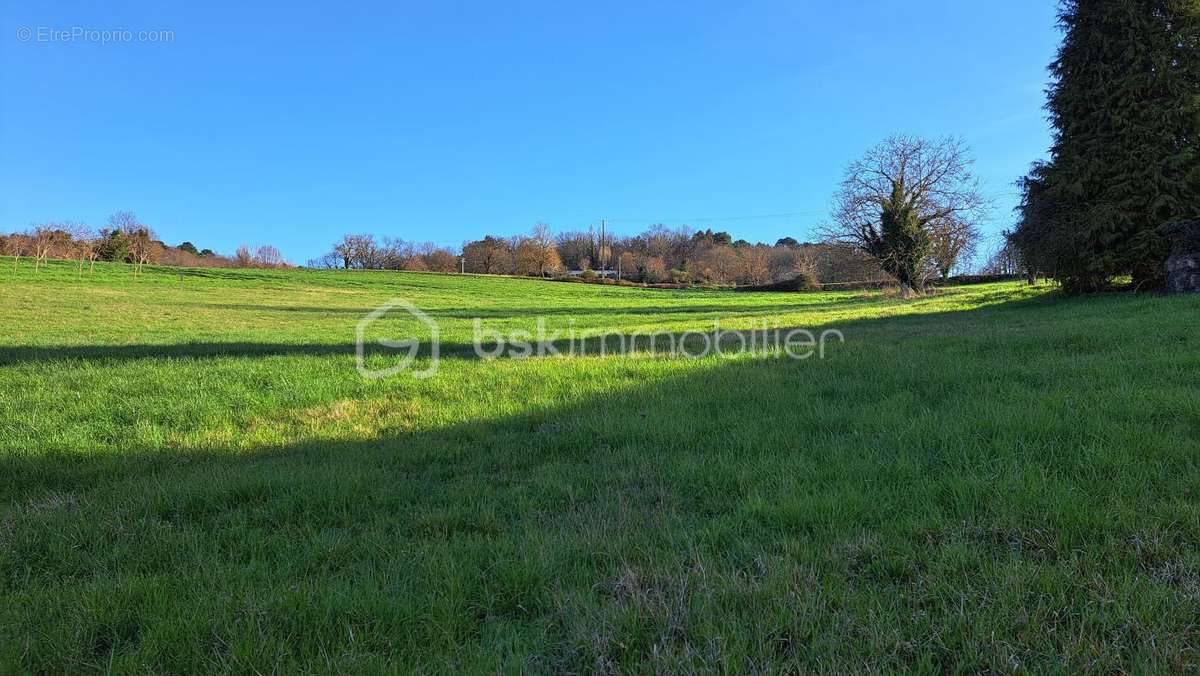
[600,218,608,273]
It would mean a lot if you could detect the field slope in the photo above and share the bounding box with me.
[1,261,1198,672]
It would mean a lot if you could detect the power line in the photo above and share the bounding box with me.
[607,195,1022,226]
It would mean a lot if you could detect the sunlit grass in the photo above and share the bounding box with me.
[1,259,1198,672]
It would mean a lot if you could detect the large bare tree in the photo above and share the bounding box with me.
[824,135,987,295]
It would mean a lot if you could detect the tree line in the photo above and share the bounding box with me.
[0,212,288,273]
[306,235,460,273]
[309,222,978,288]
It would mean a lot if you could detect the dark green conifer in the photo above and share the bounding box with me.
[1013,0,1200,292]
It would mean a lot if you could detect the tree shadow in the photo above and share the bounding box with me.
[1,291,1058,366]
[187,297,872,320]
[2,288,1194,671]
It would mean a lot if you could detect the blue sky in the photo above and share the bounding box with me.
[2,1,1061,264]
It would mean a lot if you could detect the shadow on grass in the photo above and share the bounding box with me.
[0,292,1062,366]
[0,291,1121,543]
[186,298,870,319]
[1,288,1195,672]
[0,292,1075,486]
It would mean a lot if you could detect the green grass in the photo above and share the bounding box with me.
[1,259,1198,672]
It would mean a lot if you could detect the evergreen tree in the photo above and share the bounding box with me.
[1013,0,1200,292]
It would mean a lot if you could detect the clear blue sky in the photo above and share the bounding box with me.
[2,1,1061,264]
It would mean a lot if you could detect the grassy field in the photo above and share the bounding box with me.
[1,260,1198,672]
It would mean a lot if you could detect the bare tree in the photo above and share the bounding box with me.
[401,255,429,272]
[515,238,562,276]
[617,251,637,281]
[983,229,1026,277]
[823,135,987,295]
[107,212,157,274]
[332,236,356,269]
[311,235,458,273]
[554,231,594,270]
[254,245,283,268]
[516,223,561,276]
[2,232,28,273]
[462,236,515,274]
[68,224,100,275]
[125,228,158,275]
[696,244,739,284]
[106,211,140,234]
[424,248,459,273]
[347,234,383,269]
[324,234,380,269]
[307,252,343,269]
[235,246,254,267]
[929,218,981,281]
[768,245,819,284]
[377,237,411,270]
[640,255,668,283]
[30,224,61,272]
[736,245,772,286]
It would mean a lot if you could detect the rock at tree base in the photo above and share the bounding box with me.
[1160,220,1200,294]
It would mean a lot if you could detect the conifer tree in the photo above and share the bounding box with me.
[1013,0,1200,292]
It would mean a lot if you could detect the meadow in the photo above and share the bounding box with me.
[1,260,1197,672]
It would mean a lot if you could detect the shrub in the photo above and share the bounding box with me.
[735,272,821,293]
[796,270,821,291]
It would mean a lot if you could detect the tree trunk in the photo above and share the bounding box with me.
[896,264,925,298]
